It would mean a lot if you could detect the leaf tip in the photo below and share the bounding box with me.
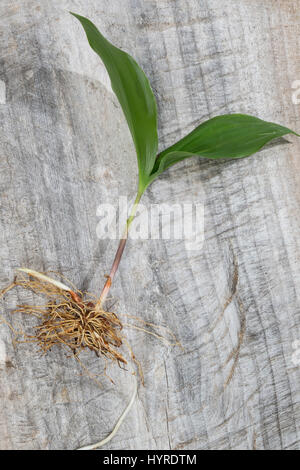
[69,11,81,20]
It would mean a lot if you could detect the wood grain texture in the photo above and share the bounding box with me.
[1,0,300,450]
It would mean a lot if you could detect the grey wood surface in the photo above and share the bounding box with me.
[1,0,300,450]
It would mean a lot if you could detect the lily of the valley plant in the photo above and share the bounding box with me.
[4,9,300,383]
[1,12,299,449]
[70,12,299,308]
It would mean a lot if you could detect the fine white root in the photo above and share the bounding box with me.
[78,376,138,450]
[17,268,72,293]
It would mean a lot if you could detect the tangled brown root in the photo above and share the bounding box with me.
[1,270,128,367]
[1,269,180,389]
[0,269,181,449]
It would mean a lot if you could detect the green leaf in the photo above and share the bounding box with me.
[70,12,158,193]
[150,114,298,180]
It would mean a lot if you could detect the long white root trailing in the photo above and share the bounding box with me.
[78,376,138,450]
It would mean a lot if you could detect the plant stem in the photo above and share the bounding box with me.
[96,191,142,309]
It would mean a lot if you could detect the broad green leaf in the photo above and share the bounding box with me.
[70,13,158,193]
[150,114,298,180]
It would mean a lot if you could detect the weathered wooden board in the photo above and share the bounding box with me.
[1,0,300,450]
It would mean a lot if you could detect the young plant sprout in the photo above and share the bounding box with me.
[1,12,299,449]
[69,12,299,309]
